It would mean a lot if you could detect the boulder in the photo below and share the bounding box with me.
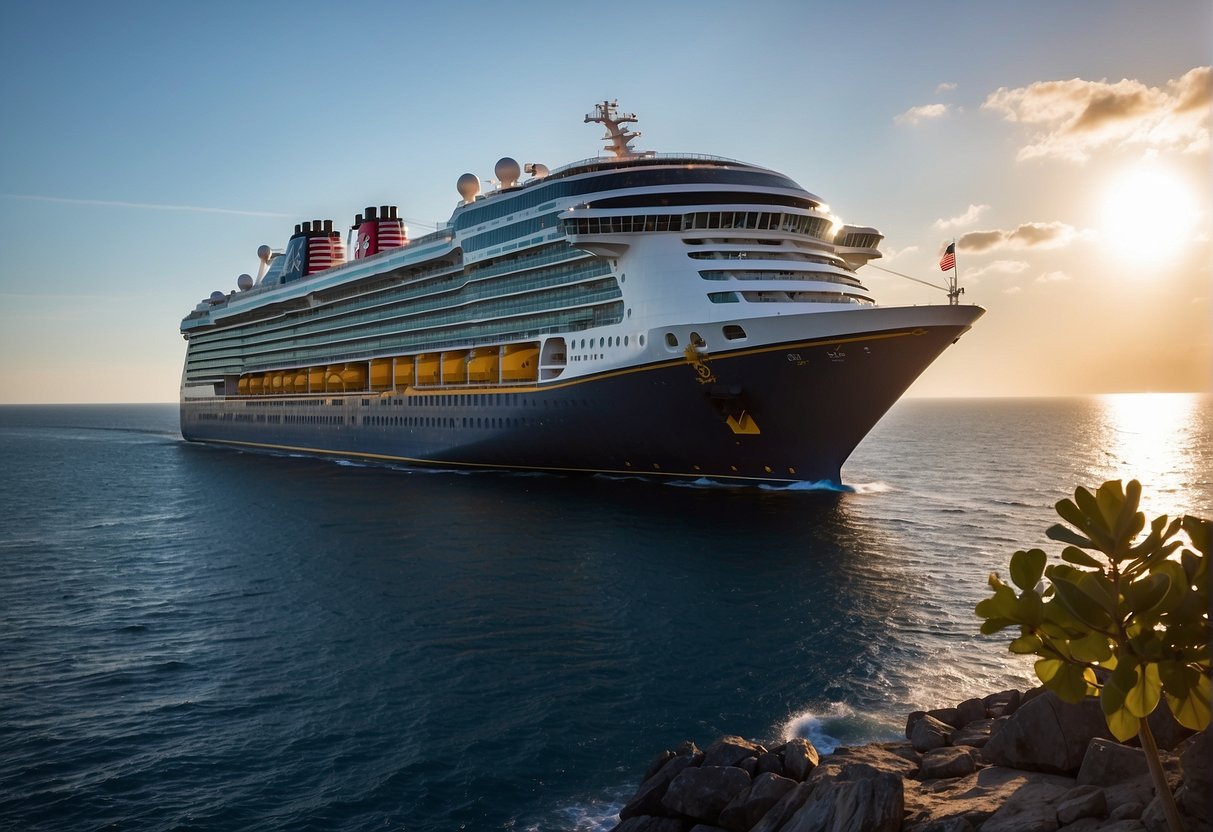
[749,782,813,832]
[782,764,903,832]
[1109,802,1146,820]
[980,778,1073,832]
[1146,704,1195,752]
[903,766,1076,832]
[621,748,703,820]
[612,816,687,832]
[921,747,977,780]
[956,698,988,727]
[1077,738,1150,786]
[1062,820,1146,832]
[907,710,928,739]
[1056,784,1107,824]
[661,766,751,825]
[929,707,965,729]
[702,736,766,769]
[782,737,820,781]
[755,751,784,778]
[828,742,921,778]
[982,691,1113,774]
[1176,729,1211,822]
[911,714,954,752]
[644,750,676,782]
[950,719,995,749]
[984,689,1023,718]
[717,772,797,832]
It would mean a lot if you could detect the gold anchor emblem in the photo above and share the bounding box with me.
[684,345,717,384]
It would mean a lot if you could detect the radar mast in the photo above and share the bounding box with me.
[585,100,643,158]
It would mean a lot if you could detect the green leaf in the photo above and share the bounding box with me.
[1149,560,1188,615]
[1122,572,1171,617]
[1164,672,1211,731]
[1095,479,1127,535]
[1076,571,1117,614]
[1017,589,1044,627]
[1061,546,1104,569]
[1124,662,1162,719]
[1100,682,1141,741]
[1070,631,1113,663]
[1182,515,1210,556]
[1010,549,1048,591]
[1052,575,1112,629]
[1047,523,1096,550]
[1009,633,1044,654]
[980,617,1016,635]
[1036,658,1095,703]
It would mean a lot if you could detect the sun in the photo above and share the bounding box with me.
[1099,166,1199,262]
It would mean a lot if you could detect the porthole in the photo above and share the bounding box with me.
[690,331,705,347]
[624,335,629,346]
[599,337,605,348]
[639,334,646,347]
[665,332,678,348]
[723,324,747,340]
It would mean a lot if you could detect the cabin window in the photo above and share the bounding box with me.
[665,332,678,348]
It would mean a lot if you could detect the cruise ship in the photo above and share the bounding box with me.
[180,102,983,485]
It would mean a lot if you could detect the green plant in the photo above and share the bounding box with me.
[976,479,1209,832]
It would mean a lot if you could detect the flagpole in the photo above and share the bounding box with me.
[949,237,961,305]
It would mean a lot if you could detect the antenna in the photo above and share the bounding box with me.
[585,100,642,158]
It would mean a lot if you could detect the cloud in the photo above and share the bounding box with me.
[982,66,1211,161]
[1003,286,1022,295]
[881,245,919,261]
[958,221,1094,253]
[1036,271,1072,283]
[935,204,990,229]
[0,193,293,218]
[964,259,1030,278]
[895,103,949,125]
[936,82,958,94]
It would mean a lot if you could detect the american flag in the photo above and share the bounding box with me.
[939,243,956,272]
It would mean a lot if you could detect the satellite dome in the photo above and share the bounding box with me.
[457,173,481,203]
[237,273,254,291]
[495,157,521,188]
[256,244,272,262]
[525,162,549,180]
[209,291,226,302]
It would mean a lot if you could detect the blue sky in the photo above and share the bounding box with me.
[1,0,1209,402]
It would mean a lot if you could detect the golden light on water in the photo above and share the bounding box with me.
[1093,392,1209,516]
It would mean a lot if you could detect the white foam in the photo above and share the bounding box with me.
[779,702,901,754]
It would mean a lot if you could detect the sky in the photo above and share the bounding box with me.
[0,0,1208,403]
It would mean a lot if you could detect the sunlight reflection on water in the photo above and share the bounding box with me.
[1091,393,1211,517]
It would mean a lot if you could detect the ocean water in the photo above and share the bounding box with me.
[0,395,1209,831]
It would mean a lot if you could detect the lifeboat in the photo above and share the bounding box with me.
[308,367,326,392]
[340,364,366,391]
[393,355,414,388]
[415,353,439,385]
[370,358,392,391]
[442,350,468,384]
[467,347,499,383]
[501,343,540,382]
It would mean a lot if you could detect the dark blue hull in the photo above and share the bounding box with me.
[181,318,973,485]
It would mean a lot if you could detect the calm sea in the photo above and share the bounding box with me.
[1,396,1209,831]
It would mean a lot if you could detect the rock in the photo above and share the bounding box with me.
[980,778,1072,832]
[929,707,965,729]
[1077,738,1150,786]
[644,750,677,782]
[906,818,976,832]
[950,718,995,749]
[984,689,1023,718]
[738,757,758,777]
[621,749,703,820]
[755,751,784,777]
[689,826,729,832]
[1103,775,1156,817]
[782,764,903,832]
[749,782,813,832]
[612,816,687,832]
[828,742,921,778]
[1056,784,1107,824]
[701,736,766,769]
[661,766,751,825]
[1063,820,1146,832]
[956,698,988,727]
[921,747,977,780]
[1110,801,1146,820]
[782,737,820,781]
[717,772,797,832]
[907,710,928,739]
[982,691,1113,774]
[903,766,1077,832]
[912,714,953,752]
[1176,729,1211,822]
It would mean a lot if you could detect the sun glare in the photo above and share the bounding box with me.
[1100,167,1198,262]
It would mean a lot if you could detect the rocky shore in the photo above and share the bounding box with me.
[610,688,1210,832]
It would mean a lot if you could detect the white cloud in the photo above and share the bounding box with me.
[959,221,1096,253]
[1003,286,1023,295]
[1036,270,1072,283]
[895,103,950,126]
[935,204,990,230]
[937,82,958,94]
[982,66,1210,162]
[964,260,1030,279]
[881,245,919,261]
